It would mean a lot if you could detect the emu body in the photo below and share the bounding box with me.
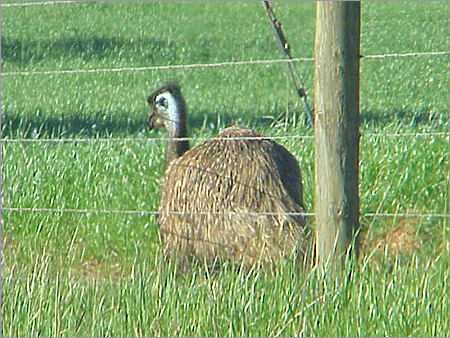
[148,84,310,269]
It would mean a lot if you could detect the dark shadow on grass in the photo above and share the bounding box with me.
[1,35,177,66]
[191,108,447,134]
[188,108,305,133]
[1,106,290,140]
[360,108,448,126]
[2,106,445,140]
[1,109,148,139]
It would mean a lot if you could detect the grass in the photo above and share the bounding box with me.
[2,255,448,337]
[1,1,449,337]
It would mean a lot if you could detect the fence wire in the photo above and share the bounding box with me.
[1,132,448,144]
[1,207,448,219]
[1,52,448,78]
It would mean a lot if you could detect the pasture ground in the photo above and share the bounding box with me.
[1,2,449,336]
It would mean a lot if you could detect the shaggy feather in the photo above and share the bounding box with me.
[148,85,311,270]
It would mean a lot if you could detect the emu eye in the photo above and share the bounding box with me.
[156,96,168,109]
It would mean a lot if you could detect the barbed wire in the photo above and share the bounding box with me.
[1,52,448,78]
[1,207,448,218]
[0,132,448,144]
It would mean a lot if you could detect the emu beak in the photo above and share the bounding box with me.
[148,112,157,130]
[148,105,168,131]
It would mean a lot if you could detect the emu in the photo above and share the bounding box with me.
[148,83,311,270]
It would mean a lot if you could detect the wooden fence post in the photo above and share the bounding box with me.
[314,1,360,273]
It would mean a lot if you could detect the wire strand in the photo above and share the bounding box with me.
[362,51,449,59]
[0,207,313,217]
[1,207,448,218]
[1,132,447,144]
[1,52,448,77]
[0,58,314,77]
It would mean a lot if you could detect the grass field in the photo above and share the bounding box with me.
[1,1,449,337]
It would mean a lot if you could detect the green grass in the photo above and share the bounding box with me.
[2,255,448,337]
[1,1,449,337]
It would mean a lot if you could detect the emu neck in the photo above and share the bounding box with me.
[165,121,190,170]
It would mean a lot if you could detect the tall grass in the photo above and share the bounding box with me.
[2,253,448,337]
[1,1,449,336]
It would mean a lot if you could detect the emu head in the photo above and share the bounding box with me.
[147,83,186,137]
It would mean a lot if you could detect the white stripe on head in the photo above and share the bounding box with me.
[155,91,180,135]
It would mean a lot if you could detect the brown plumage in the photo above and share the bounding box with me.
[148,83,311,270]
